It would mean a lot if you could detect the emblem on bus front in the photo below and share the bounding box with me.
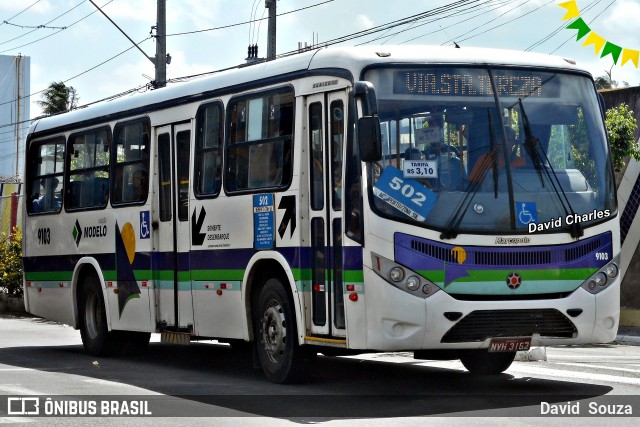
[506,272,522,290]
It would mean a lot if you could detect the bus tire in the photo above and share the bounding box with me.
[78,272,122,356]
[459,350,516,375]
[254,278,308,383]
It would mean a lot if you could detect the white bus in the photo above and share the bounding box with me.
[23,46,620,383]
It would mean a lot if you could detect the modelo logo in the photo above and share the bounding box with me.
[72,219,108,246]
[84,225,107,238]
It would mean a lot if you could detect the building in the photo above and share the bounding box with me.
[600,86,640,326]
[0,54,30,180]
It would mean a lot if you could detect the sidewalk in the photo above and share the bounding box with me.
[615,326,640,345]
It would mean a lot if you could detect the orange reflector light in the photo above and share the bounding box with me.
[216,290,223,296]
[349,292,358,302]
[113,289,119,294]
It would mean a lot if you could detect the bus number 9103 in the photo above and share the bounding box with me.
[37,228,51,245]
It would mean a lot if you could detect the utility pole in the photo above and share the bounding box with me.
[266,0,276,60]
[154,0,167,88]
[15,54,21,178]
[89,0,168,89]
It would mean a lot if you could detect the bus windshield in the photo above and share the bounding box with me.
[364,66,616,235]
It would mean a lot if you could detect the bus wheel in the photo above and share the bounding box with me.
[459,350,516,375]
[254,278,307,383]
[78,272,121,356]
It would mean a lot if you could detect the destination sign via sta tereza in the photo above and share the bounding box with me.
[393,70,554,98]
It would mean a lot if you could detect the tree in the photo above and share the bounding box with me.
[36,81,79,115]
[595,76,612,90]
[606,103,639,172]
[0,227,22,297]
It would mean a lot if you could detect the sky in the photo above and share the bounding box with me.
[1,0,640,172]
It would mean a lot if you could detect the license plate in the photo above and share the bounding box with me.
[488,337,531,352]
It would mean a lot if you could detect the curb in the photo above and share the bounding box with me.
[0,294,26,315]
[614,334,640,345]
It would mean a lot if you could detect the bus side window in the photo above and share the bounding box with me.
[66,128,111,211]
[225,88,294,193]
[111,119,150,206]
[27,138,65,214]
[195,101,223,197]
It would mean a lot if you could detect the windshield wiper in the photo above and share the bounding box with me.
[440,108,499,239]
[519,98,545,188]
[518,98,583,238]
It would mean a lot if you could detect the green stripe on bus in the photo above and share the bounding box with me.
[24,272,73,281]
[191,269,245,281]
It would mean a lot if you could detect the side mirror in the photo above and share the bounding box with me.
[358,116,382,162]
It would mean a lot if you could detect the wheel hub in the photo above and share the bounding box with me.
[261,303,286,364]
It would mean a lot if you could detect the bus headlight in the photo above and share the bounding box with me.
[594,272,607,287]
[389,267,404,282]
[581,262,618,294]
[371,252,440,299]
[604,263,618,279]
[406,275,420,291]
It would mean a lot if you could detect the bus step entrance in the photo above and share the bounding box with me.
[161,331,191,345]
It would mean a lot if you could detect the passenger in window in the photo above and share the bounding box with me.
[468,126,525,183]
[131,170,148,201]
[32,178,61,212]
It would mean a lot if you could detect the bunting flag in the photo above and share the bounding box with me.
[558,0,639,69]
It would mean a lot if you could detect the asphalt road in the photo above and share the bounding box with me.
[0,315,639,426]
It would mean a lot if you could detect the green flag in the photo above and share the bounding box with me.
[601,41,623,64]
[566,18,590,41]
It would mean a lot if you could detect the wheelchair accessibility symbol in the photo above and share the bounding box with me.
[140,211,151,239]
[516,202,537,227]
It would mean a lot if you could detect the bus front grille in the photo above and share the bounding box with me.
[441,309,577,343]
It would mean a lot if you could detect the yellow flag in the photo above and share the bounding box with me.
[558,0,580,20]
[621,49,640,68]
[583,32,606,55]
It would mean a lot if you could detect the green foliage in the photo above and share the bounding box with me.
[0,227,23,297]
[568,109,598,189]
[606,103,639,172]
[36,81,79,115]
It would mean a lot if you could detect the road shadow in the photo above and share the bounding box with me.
[0,340,614,419]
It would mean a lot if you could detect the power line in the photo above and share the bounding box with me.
[549,0,617,54]
[0,36,152,115]
[165,0,335,37]
[88,0,153,65]
[0,1,87,46]
[365,0,516,46]
[249,0,262,45]
[276,0,484,57]
[441,0,555,46]
[526,0,604,52]
[2,21,67,30]
[0,0,113,54]
[0,0,42,25]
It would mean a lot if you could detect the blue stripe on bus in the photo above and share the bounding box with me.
[24,245,365,275]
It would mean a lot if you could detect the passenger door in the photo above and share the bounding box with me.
[153,122,193,330]
[306,91,348,337]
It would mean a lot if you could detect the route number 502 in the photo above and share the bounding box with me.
[389,177,427,206]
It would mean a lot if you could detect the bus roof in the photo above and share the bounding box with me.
[29,45,587,136]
